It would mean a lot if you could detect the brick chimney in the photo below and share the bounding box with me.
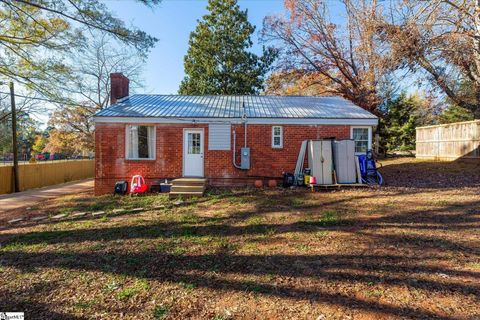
[110,73,129,105]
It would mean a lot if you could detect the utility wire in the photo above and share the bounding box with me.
[0,92,252,125]
[0,91,85,107]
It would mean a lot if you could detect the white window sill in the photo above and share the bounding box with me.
[125,158,156,161]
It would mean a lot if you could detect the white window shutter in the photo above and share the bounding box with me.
[208,124,231,150]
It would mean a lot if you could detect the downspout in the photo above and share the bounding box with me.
[233,127,242,169]
[244,118,247,147]
[242,101,248,148]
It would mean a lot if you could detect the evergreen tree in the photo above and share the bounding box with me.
[378,93,433,153]
[179,0,276,95]
[437,105,474,124]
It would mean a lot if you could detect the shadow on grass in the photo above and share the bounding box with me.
[1,189,479,319]
[0,282,88,320]
[2,196,479,253]
[1,250,478,320]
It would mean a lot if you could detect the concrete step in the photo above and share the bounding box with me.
[171,178,206,186]
[169,178,206,198]
[169,191,204,199]
[170,185,205,193]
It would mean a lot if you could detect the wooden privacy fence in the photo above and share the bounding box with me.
[0,160,94,195]
[416,120,480,160]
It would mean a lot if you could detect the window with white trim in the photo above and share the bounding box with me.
[352,127,369,153]
[272,126,283,148]
[126,125,155,160]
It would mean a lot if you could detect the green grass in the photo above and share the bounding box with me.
[74,299,97,310]
[58,207,74,215]
[290,197,308,208]
[468,262,480,270]
[103,280,121,293]
[245,281,268,293]
[0,242,47,252]
[212,315,231,320]
[116,279,149,301]
[88,243,106,251]
[179,281,197,290]
[365,289,383,298]
[153,306,170,319]
[314,230,329,238]
[295,244,311,252]
[50,193,170,216]
[215,238,237,252]
[181,213,200,224]
[320,210,339,226]
[156,243,170,253]
[172,246,188,255]
[299,210,341,227]
[247,216,264,225]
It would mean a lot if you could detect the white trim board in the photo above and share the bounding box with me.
[94,116,378,126]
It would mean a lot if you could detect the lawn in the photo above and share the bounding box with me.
[0,157,479,319]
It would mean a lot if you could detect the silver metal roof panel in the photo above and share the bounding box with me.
[95,95,377,119]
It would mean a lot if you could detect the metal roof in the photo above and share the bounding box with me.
[94,94,377,119]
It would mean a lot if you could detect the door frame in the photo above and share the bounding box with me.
[182,128,205,177]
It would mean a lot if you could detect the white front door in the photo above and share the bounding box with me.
[183,129,204,177]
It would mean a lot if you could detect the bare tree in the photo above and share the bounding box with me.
[378,0,480,117]
[47,34,146,154]
[265,69,333,95]
[0,0,157,96]
[262,0,394,113]
[59,33,145,109]
[0,91,45,123]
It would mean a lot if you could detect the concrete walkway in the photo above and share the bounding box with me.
[0,179,93,213]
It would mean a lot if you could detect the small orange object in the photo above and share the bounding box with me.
[254,180,263,188]
[268,179,277,188]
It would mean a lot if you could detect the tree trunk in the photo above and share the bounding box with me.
[475,82,480,119]
[475,1,480,118]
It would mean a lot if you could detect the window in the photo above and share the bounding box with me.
[272,126,283,148]
[351,127,370,154]
[188,132,201,154]
[126,125,155,160]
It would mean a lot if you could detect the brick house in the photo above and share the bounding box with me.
[93,73,378,195]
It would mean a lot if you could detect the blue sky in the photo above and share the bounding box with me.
[105,0,285,94]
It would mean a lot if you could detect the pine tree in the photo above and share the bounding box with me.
[378,93,431,152]
[437,105,474,124]
[179,0,276,95]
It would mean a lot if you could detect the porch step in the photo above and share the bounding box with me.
[169,191,204,198]
[171,178,206,186]
[170,185,205,193]
[169,178,206,198]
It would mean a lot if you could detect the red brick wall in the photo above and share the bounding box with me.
[95,122,350,194]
